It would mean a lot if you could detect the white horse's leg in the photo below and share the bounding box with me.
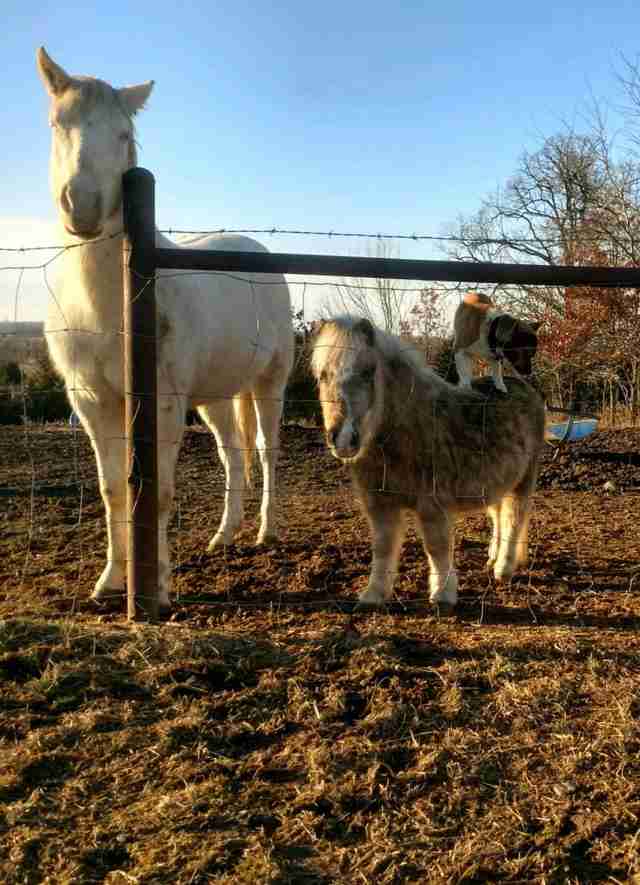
[486,504,501,570]
[198,401,246,549]
[252,374,287,545]
[416,510,458,607]
[493,493,531,583]
[155,395,187,608]
[357,507,405,606]
[72,394,127,602]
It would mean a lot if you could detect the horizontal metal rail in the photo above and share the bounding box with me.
[155,247,640,288]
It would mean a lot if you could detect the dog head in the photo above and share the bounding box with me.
[493,316,541,376]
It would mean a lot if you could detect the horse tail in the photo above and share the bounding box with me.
[233,391,256,488]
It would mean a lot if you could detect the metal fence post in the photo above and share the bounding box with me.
[122,168,159,622]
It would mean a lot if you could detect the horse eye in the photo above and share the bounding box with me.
[319,370,328,383]
[361,367,375,382]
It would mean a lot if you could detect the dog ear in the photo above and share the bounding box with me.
[354,317,375,346]
[495,315,516,346]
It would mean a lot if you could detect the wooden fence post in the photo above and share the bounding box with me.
[122,168,159,622]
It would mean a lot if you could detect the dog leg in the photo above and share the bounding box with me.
[491,359,509,394]
[454,350,474,388]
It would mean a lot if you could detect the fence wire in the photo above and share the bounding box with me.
[2,235,640,625]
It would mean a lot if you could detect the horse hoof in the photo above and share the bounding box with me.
[354,599,386,612]
[493,572,514,586]
[89,589,125,611]
[433,601,456,617]
[257,532,278,546]
[355,590,388,610]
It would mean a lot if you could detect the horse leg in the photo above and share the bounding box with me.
[155,394,187,608]
[357,506,405,606]
[252,371,287,545]
[493,492,531,583]
[71,394,127,603]
[198,401,246,549]
[486,504,501,570]
[416,509,458,607]
[515,510,530,568]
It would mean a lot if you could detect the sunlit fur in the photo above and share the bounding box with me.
[312,316,546,607]
[37,48,294,608]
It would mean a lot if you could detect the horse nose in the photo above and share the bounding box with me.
[60,184,72,214]
[351,428,360,449]
[328,427,339,447]
[60,182,102,232]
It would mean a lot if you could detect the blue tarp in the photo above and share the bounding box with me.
[547,418,598,442]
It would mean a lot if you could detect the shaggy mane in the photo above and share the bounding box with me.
[312,315,461,396]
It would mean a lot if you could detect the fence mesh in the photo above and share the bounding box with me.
[2,232,640,629]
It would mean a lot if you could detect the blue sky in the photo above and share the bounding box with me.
[2,0,640,320]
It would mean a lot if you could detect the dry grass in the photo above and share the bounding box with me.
[2,613,640,883]
[2,425,640,883]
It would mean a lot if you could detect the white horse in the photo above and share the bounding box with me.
[36,47,294,609]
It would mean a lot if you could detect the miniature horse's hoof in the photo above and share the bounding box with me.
[432,600,456,617]
[89,589,125,611]
[355,593,387,611]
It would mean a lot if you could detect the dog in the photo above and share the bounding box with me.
[453,292,540,394]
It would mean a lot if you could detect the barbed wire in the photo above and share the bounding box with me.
[3,235,640,622]
[1,223,636,256]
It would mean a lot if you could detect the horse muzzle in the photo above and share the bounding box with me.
[327,422,361,461]
[60,182,104,240]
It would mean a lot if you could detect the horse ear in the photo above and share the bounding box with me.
[36,47,71,96]
[118,82,155,116]
[354,317,375,346]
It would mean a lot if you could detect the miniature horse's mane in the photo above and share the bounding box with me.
[312,315,456,395]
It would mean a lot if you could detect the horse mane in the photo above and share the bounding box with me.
[312,315,457,397]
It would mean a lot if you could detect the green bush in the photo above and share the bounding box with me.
[283,325,321,425]
[0,397,23,425]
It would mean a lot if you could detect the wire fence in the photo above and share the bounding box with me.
[2,197,640,626]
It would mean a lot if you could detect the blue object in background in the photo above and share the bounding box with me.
[547,418,598,442]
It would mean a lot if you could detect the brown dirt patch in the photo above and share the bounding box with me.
[1,425,640,883]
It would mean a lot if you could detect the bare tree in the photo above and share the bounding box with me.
[443,132,613,316]
[443,121,640,417]
[321,240,421,335]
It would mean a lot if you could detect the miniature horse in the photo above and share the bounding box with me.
[311,316,545,607]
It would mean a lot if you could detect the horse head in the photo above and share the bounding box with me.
[311,316,385,462]
[36,47,154,240]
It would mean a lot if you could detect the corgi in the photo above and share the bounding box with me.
[453,292,540,393]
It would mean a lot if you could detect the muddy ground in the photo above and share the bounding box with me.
[1,424,640,883]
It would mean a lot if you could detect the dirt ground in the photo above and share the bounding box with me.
[1,423,640,884]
